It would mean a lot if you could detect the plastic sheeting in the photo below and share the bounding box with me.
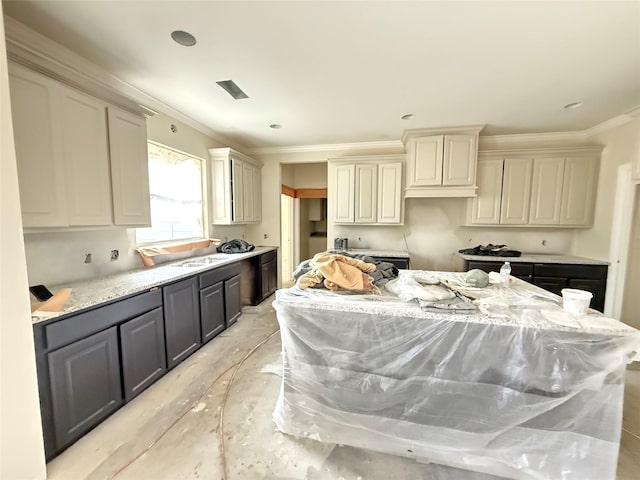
[272,271,640,480]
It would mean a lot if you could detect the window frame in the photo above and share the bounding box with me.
[135,141,209,247]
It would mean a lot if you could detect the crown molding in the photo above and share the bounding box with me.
[401,124,486,144]
[583,107,640,138]
[3,15,245,151]
[249,140,404,155]
[478,130,588,149]
[479,145,604,158]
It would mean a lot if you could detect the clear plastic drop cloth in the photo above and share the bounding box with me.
[272,271,640,480]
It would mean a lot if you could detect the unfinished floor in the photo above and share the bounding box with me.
[45,298,640,480]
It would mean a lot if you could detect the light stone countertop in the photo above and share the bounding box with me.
[457,252,609,266]
[32,246,277,325]
[275,271,638,339]
[346,249,410,258]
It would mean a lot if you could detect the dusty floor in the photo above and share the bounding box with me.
[45,297,640,480]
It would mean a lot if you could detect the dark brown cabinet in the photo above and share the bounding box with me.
[256,250,278,303]
[120,307,167,401]
[163,277,201,369]
[463,259,608,312]
[200,282,225,341]
[48,326,122,450]
[225,274,242,326]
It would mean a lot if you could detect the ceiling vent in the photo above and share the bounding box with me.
[216,80,249,100]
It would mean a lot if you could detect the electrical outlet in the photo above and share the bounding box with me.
[110,249,119,261]
[264,233,268,239]
[84,253,92,264]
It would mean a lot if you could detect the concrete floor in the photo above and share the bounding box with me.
[45,298,640,480]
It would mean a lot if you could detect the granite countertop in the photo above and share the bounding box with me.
[347,249,410,258]
[457,252,609,266]
[275,271,638,338]
[32,246,277,324]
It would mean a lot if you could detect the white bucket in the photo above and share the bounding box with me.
[561,288,593,315]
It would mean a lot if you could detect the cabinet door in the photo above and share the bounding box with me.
[471,159,503,224]
[48,327,122,449]
[355,164,377,223]
[443,134,476,186]
[242,162,255,221]
[163,277,201,369]
[377,162,402,224]
[260,258,278,300]
[333,164,355,222]
[560,156,599,226]
[231,157,245,222]
[59,86,112,226]
[8,64,68,227]
[529,157,564,225]
[225,274,242,327]
[211,153,232,224]
[533,276,568,297]
[200,281,225,342]
[120,307,167,402]
[253,166,262,222]
[107,107,151,226]
[409,135,443,186]
[500,158,533,225]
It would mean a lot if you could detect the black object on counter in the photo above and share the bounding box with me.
[216,239,255,254]
[458,244,522,257]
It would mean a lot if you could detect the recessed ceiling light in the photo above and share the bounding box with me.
[564,102,583,110]
[401,113,415,120]
[216,80,249,100]
[269,124,282,129]
[171,30,197,46]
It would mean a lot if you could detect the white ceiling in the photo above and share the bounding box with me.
[3,1,640,149]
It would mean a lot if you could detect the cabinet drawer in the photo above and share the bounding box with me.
[199,262,241,289]
[45,289,162,350]
[372,256,410,270]
[467,261,533,277]
[259,250,277,265]
[533,264,607,279]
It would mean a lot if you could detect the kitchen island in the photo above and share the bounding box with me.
[273,271,640,480]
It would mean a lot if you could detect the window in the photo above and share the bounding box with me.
[136,142,205,244]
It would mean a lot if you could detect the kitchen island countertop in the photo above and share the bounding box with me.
[457,252,609,265]
[32,246,277,324]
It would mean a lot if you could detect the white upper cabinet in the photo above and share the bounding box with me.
[59,86,112,226]
[468,147,602,227]
[403,125,484,198]
[329,156,404,225]
[500,158,533,225]
[470,158,503,225]
[209,148,263,225]
[377,162,403,224]
[354,164,377,223]
[9,64,151,229]
[529,157,565,225]
[560,156,599,225]
[9,64,67,227]
[107,107,151,226]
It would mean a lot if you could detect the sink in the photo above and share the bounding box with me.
[177,255,225,268]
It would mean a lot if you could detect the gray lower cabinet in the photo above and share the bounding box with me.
[120,307,167,401]
[48,326,122,450]
[255,250,278,304]
[200,281,225,342]
[225,274,242,327]
[163,277,201,369]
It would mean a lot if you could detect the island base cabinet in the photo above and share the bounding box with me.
[120,307,167,402]
[48,326,123,450]
[164,277,201,369]
[200,281,225,342]
[225,274,242,327]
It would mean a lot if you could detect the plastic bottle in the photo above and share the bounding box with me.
[500,261,511,284]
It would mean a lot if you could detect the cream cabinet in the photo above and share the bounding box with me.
[329,156,403,225]
[402,126,484,198]
[469,147,602,227]
[8,63,151,228]
[107,107,151,226]
[209,148,263,225]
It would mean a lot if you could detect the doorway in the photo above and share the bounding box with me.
[621,185,640,329]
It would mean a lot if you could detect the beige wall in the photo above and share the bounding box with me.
[0,6,47,477]
[574,118,640,260]
[293,163,327,188]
